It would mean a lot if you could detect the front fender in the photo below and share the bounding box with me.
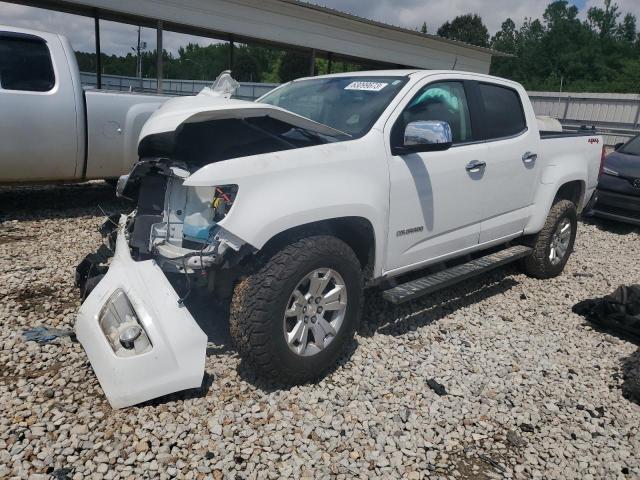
[183,137,389,276]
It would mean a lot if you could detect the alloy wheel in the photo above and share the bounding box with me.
[283,268,348,357]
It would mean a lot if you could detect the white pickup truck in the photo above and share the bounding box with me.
[76,70,603,408]
[0,26,166,183]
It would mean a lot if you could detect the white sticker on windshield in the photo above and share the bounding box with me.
[345,81,388,92]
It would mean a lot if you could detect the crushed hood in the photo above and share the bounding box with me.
[138,95,347,145]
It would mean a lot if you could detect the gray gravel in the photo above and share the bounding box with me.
[1,182,639,480]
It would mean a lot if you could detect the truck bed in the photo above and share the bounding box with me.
[84,90,167,179]
[538,129,602,211]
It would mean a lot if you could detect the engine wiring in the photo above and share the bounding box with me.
[148,184,237,304]
[175,246,218,305]
[215,187,232,203]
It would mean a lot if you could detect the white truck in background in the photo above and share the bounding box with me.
[75,70,604,408]
[0,26,167,184]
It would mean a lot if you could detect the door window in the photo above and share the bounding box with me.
[394,81,473,144]
[0,35,55,92]
[477,83,526,140]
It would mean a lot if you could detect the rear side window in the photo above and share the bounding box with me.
[0,35,55,92]
[478,83,526,140]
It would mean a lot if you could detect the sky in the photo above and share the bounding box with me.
[308,0,639,35]
[0,1,221,55]
[1,0,639,55]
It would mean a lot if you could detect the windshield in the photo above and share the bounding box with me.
[620,135,640,156]
[258,76,408,138]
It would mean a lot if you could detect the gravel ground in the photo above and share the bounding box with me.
[1,182,639,480]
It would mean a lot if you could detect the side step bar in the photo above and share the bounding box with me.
[382,245,532,304]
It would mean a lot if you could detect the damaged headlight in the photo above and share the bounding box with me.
[98,289,152,357]
[211,185,238,221]
[182,185,238,242]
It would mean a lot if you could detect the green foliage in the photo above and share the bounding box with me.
[76,42,286,83]
[418,0,638,92]
[75,40,367,84]
[278,51,312,82]
[437,14,490,47]
[489,0,640,92]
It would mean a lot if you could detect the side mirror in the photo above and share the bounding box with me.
[392,120,453,155]
[614,142,625,151]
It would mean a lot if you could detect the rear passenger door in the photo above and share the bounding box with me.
[469,81,541,243]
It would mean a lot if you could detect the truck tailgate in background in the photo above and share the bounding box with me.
[84,91,167,179]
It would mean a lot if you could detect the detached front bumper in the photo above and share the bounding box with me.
[75,215,207,409]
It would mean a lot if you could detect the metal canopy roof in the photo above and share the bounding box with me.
[12,0,505,73]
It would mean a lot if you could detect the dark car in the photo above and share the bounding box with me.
[586,134,640,225]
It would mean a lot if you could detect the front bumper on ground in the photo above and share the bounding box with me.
[75,215,207,409]
[585,189,640,226]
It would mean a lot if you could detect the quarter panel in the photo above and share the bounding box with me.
[85,92,166,179]
[525,141,591,234]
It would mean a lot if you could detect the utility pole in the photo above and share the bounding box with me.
[157,20,163,94]
[309,49,316,76]
[132,26,147,90]
[136,26,141,78]
[93,10,101,89]
[556,75,564,117]
[228,36,234,72]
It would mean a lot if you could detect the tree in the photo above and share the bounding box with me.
[437,14,490,47]
[619,13,637,42]
[233,48,260,82]
[278,51,311,82]
[491,18,517,54]
[489,18,519,79]
[420,22,428,34]
[587,0,620,38]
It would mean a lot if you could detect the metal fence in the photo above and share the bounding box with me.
[80,72,278,100]
[81,73,640,147]
[529,91,640,146]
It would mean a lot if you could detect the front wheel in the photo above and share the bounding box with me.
[229,235,363,384]
[521,199,577,279]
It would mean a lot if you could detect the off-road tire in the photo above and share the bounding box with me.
[229,235,363,384]
[521,199,577,279]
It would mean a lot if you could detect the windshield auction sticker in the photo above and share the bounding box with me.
[344,81,388,91]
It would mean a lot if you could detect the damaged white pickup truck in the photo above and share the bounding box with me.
[76,70,603,408]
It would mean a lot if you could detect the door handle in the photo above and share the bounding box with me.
[465,160,486,173]
[522,152,538,164]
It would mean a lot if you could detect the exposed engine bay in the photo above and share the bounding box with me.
[112,157,248,306]
[111,119,334,300]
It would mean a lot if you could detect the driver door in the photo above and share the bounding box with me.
[384,80,488,273]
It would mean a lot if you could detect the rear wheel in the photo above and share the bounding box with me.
[229,235,363,384]
[521,199,577,278]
